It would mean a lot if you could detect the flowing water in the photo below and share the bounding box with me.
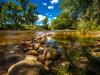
[0,30,100,74]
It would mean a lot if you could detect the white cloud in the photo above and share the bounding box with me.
[53,17,57,19]
[42,2,47,6]
[48,6,54,10]
[38,15,46,21]
[50,15,52,17]
[50,0,58,4]
[36,15,55,25]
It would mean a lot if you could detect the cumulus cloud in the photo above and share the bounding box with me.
[48,6,54,10]
[38,15,46,21]
[50,15,52,17]
[42,2,47,6]
[50,0,58,4]
[53,17,57,19]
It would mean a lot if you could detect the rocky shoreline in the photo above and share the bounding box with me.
[0,33,63,75]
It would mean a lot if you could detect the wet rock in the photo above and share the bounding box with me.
[50,50,61,60]
[24,55,38,62]
[26,50,38,56]
[25,40,32,44]
[27,42,34,47]
[34,43,41,50]
[44,60,52,67]
[7,61,46,75]
[19,43,29,53]
[34,36,42,41]
[28,47,33,50]
[44,65,50,72]
[38,46,45,52]
[37,55,45,64]
[45,51,52,60]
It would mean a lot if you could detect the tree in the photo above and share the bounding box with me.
[7,2,21,26]
[42,16,49,29]
[60,0,99,23]
[27,3,38,25]
[0,0,38,30]
[16,0,29,24]
[51,12,77,30]
[0,0,8,12]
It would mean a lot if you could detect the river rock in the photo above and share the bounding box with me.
[45,51,52,60]
[26,50,38,56]
[44,65,50,72]
[34,43,41,50]
[23,55,38,62]
[25,40,32,44]
[7,61,46,75]
[37,55,45,64]
[44,60,52,66]
[50,50,61,60]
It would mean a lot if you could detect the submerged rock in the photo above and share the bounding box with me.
[26,50,38,56]
[7,61,46,75]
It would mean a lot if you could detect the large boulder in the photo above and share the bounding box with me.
[7,55,46,75]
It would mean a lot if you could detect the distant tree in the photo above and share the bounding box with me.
[42,16,49,29]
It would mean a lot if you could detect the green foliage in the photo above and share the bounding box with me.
[52,0,100,31]
[22,25,37,30]
[0,1,38,30]
[77,20,98,33]
[51,12,77,30]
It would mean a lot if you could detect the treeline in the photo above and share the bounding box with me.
[0,0,38,30]
[51,0,100,31]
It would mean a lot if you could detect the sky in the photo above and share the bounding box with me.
[30,0,62,25]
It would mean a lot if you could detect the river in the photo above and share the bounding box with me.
[0,30,100,75]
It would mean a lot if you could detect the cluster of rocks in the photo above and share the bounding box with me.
[7,35,61,75]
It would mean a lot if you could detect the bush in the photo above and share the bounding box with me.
[77,19,99,33]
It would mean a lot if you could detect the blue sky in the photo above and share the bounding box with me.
[30,0,62,25]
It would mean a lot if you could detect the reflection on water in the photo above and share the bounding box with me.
[53,31,100,74]
[0,31,36,45]
[0,31,36,71]
[1,31,100,74]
